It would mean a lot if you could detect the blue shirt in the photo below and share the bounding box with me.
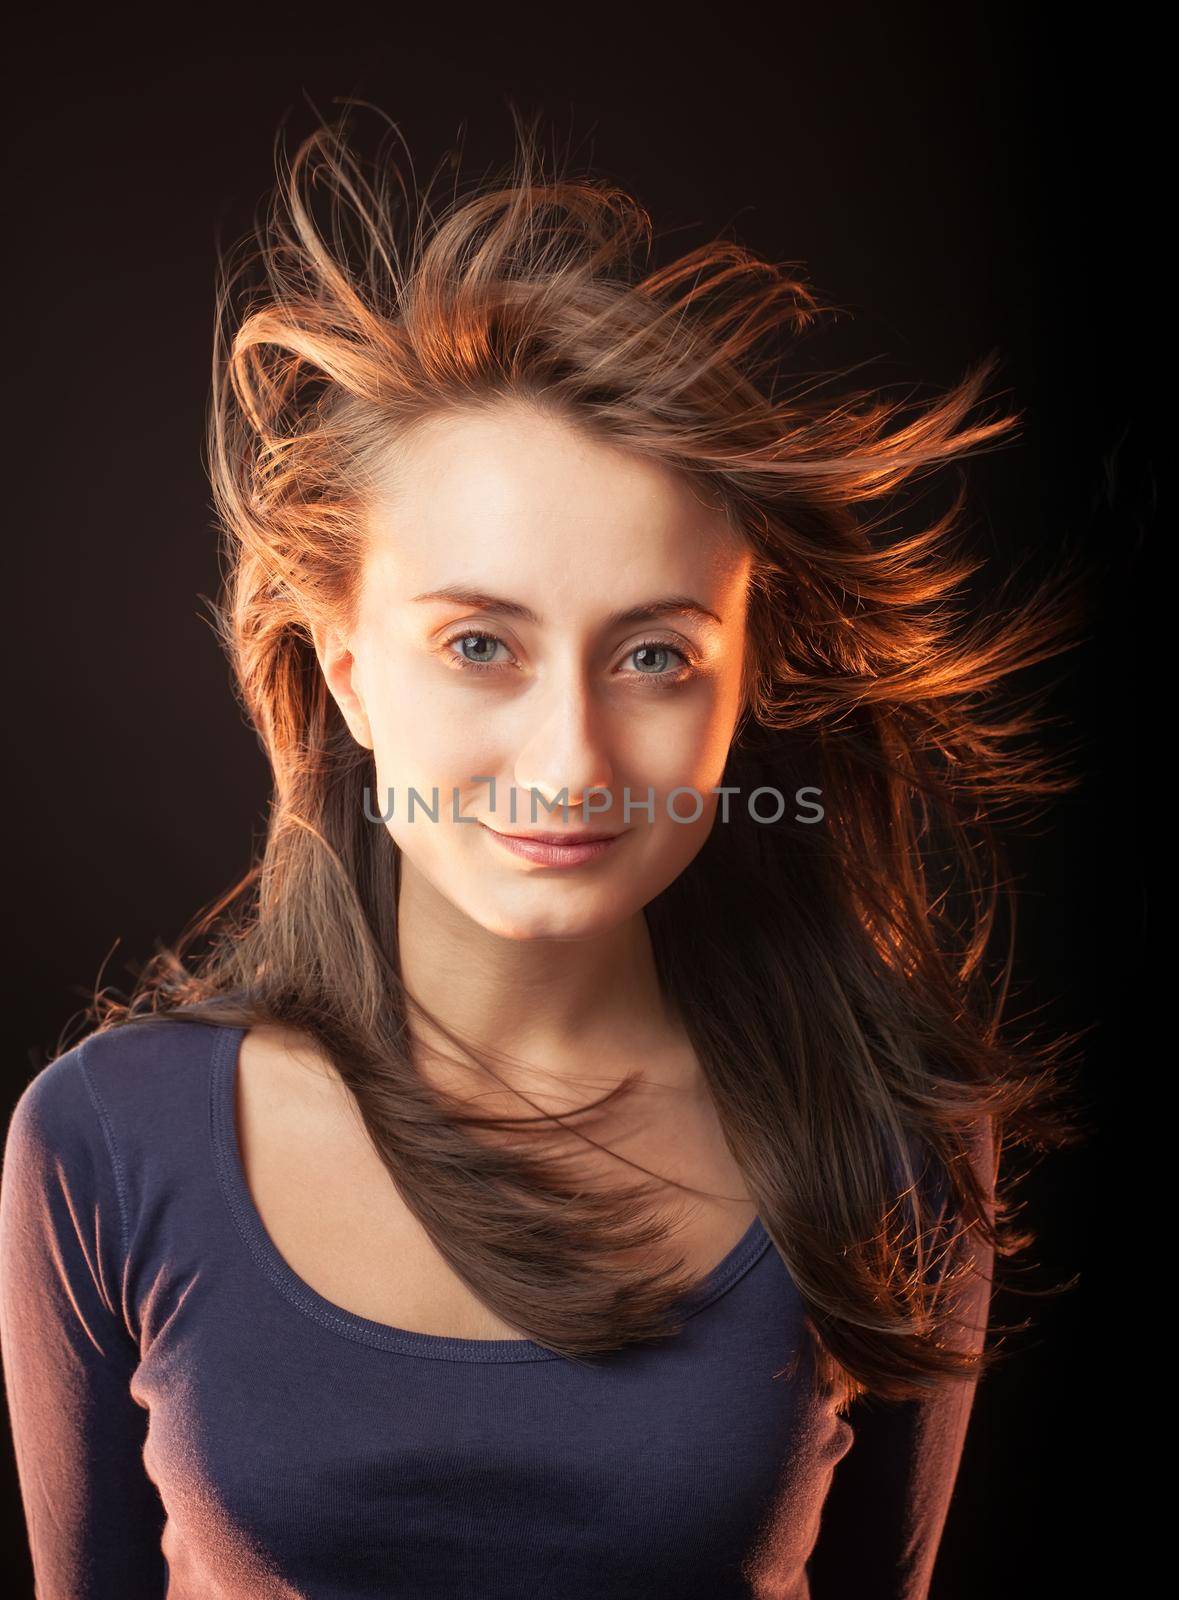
[0,1013,990,1598]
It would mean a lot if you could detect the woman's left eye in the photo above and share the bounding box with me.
[440,631,694,686]
[622,640,693,683]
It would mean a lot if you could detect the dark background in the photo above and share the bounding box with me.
[1,9,1152,1595]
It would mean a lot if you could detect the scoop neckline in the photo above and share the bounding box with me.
[209,1021,771,1362]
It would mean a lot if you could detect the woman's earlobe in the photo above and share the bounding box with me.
[338,683,376,752]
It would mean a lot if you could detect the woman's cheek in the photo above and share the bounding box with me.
[621,691,734,798]
[366,680,495,794]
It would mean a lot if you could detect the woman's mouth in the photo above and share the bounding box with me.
[478,823,626,868]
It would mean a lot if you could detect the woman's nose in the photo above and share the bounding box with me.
[512,674,615,818]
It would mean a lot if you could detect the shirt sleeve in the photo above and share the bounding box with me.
[0,1045,168,1599]
[805,1117,996,1600]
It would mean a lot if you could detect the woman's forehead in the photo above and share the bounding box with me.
[360,404,750,602]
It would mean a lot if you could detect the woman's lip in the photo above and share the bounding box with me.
[479,823,626,867]
[485,827,622,843]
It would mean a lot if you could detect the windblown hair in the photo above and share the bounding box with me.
[88,103,1088,1407]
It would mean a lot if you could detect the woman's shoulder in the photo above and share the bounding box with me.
[5,1011,234,1182]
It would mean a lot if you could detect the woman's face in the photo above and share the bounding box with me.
[315,401,753,941]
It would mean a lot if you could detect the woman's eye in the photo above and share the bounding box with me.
[444,631,513,671]
[622,641,694,684]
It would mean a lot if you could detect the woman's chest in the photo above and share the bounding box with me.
[236,1034,760,1341]
[132,1238,841,1600]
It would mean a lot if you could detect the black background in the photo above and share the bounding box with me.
[1,8,1153,1595]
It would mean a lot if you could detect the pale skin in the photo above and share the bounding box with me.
[236,400,761,1338]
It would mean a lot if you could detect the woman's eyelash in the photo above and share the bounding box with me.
[440,630,697,686]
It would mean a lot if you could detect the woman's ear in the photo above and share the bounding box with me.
[309,620,375,750]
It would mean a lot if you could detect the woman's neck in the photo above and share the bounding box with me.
[394,856,704,1107]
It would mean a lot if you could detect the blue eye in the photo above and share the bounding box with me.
[628,642,683,676]
[444,632,511,670]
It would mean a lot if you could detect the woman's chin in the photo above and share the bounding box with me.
[471,896,635,944]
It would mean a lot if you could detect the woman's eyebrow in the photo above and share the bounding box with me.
[410,585,723,629]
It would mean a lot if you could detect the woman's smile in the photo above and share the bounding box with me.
[479,821,630,869]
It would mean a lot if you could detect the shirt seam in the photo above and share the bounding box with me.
[76,1033,131,1266]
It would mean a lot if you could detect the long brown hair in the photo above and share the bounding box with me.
[86,102,1089,1408]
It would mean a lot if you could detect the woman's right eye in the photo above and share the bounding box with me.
[441,631,515,673]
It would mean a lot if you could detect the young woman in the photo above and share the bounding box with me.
[0,106,1083,1599]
